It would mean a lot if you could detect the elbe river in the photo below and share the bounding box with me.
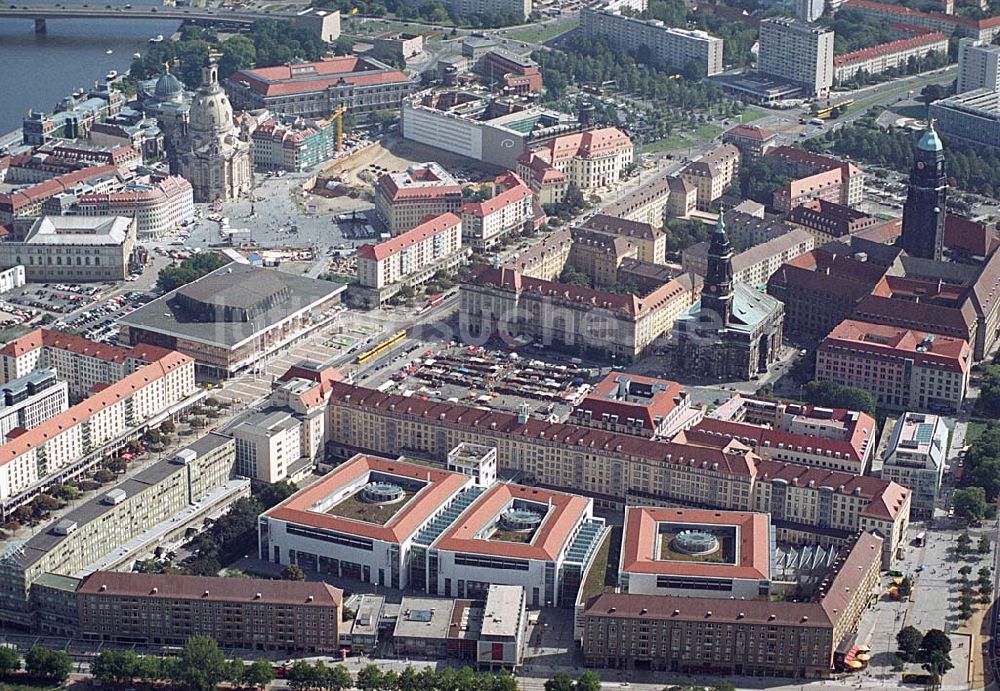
[0,0,180,134]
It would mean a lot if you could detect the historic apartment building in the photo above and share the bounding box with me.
[374,162,464,235]
[580,531,883,678]
[73,572,341,652]
[321,381,911,566]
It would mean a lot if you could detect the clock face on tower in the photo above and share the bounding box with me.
[916,161,925,170]
[709,285,718,293]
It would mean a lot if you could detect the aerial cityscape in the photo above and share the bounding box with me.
[0,0,998,688]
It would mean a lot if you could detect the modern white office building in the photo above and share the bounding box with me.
[618,507,772,599]
[232,410,308,484]
[259,451,607,608]
[879,412,948,518]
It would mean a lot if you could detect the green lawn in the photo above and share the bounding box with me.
[643,133,692,153]
[579,531,614,604]
[693,123,724,141]
[738,107,769,124]
[966,422,987,445]
[508,18,579,44]
[327,488,414,525]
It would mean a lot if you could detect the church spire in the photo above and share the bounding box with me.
[701,208,734,325]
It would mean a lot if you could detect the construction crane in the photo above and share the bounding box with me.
[329,105,346,155]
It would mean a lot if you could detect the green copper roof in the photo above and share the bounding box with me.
[918,126,943,152]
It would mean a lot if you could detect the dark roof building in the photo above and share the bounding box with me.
[118,262,345,378]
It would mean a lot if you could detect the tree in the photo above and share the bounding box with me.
[160,419,176,434]
[979,366,1000,416]
[258,480,298,509]
[218,34,256,78]
[980,535,992,554]
[177,636,229,691]
[0,646,20,675]
[921,629,952,658]
[156,253,228,293]
[897,625,922,661]
[322,664,353,691]
[24,646,72,683]
[978,566,992,586]
[356,664,384,691]
[545,672,576,691]
[282,563,307,581]
[803,379,876,415]
[245,659,275,690]
[287,660,319,691]
[898,576,913,598]
[959,564,973,577]
[957,531,972,555]
[981,579,994,603]
[683,58,706,81]
[924,649,953,680]
[577,672,603,691]
[954,487,989,525]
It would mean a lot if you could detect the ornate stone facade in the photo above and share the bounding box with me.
[175,59,252,203]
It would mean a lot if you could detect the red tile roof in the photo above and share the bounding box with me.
[0,165,118,213]
[573,373,685,432]
[0,328,173,364]
[834,32,948,67]
[821,318,972,373]
[844,0,1000,30]
[357,212,461,262]
[264,454,471,543]
[756,458,910,519]
[620,507,770,579]
[459,172,531,218]
[723,124,776,141]
[230,57,411,97]
[434,483,591,561]
[326,382,759,478]
[688,412,874,466]
[0,348,192,467]
[584,591,831,627]
[468,263,689,318]
[945,214,998,257]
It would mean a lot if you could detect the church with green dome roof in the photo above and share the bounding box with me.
[671,212,785,380]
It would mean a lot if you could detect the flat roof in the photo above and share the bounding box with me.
[264,454,472,544]
[351,594,385,637]
[8,433,233,568]
[620,507,771,580]
[394,597,456,640]
[118,263,345,351]
[433,483,591,561]
[481,585,523,638]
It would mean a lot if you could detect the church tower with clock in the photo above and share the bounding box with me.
[899,122,948,261]
[701,211,734,325]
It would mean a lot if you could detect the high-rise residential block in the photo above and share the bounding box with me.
[758,18,834,96]
[957,38,1000,93]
